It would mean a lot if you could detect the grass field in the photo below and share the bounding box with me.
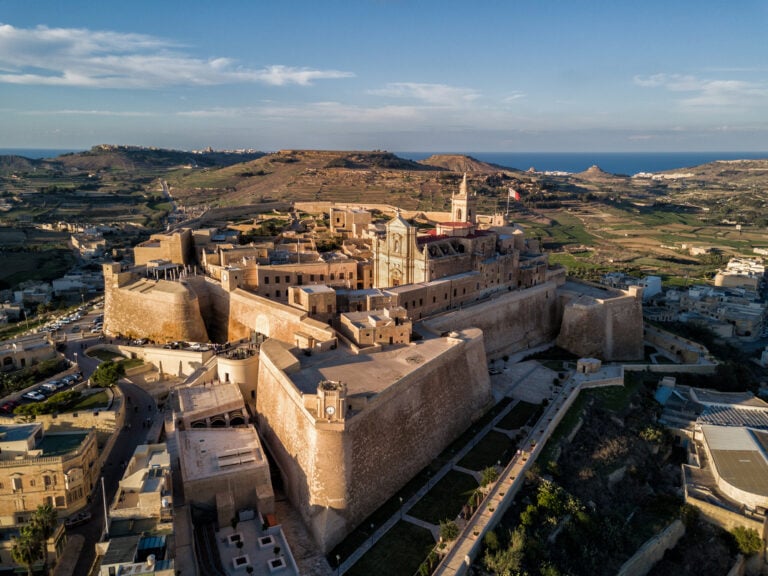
[345,521,435,576]
[408,470,478,525]
[457,430,517,471]
[70,390,110,411]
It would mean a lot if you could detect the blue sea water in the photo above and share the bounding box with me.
[398,151,768,176]
[0,148,84,159]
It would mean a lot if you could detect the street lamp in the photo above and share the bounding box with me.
[336,554,341,576]
[399,496,403,519]
[369,523,374,547]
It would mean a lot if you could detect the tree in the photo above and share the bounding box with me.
[11,503,58,576]
[90,360,125,387]
[481,466,499,487]
[439,520,459,541]
[731,526,763,556]
[11,524,41,576]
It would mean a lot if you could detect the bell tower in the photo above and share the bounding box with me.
[451,173,477,224]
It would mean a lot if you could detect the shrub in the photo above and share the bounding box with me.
[731,526,763,556]
[439,520,459,541]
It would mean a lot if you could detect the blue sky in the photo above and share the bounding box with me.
[1,0,766,152]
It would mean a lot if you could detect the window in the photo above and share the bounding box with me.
[55,496,65,507]
[275,290,281,298]
[285,275,290,283]
[330,273,335,280]
[320,274,325,281]
[264,276,270,284]
[12,477,22,491]
[275,276,280,283]
[310,274,315,281]
[311,306,317,315]
[44,476,51,488]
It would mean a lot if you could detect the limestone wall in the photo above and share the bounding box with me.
[227,288,336,348]
[256,330,491,553]
[557,287,644,361]
[422,281,562,359]
[616,519,686,576]
[104,276,208,343]
[344,330,490,536]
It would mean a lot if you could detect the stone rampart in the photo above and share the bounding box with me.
[227,288,336,347]
[422,281,562,359]
[104,275,208,343]
[256,330,491,553]
[616,519,685,576]
[557,286,643,361]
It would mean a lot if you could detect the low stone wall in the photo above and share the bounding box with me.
[624,363,717,375]
[685,492,766,536]
[616,519,685,576]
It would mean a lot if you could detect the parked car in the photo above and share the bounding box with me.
[41,382,60,393]
[23,391,45,402]
[0,401,18,414]
[64,511,92,529]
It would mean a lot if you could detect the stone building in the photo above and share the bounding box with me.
[133,229,194,267]
[337,307,411,348]
[0,424,99,571]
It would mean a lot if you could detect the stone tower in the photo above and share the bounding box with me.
[451,173,477,224]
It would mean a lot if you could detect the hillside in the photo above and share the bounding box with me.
[164,150,528,213]
[418,154,515,173]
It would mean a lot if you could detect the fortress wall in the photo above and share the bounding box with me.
[422,281,562,359]
[343,330,491,539]
[104,279,208,343]
[557,290,643,361]
[255,332,491,553]
[227,288,335,347]
[256,340,328,536]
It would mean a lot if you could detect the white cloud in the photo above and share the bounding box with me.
[368,82,480,106]
[502,92,526,104]
[0,23,353,88]
[634,73,768,107]
[23,109,157,117]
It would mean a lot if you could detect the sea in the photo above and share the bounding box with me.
[0,148,84,159]
[397,151,768,176]
[2,148,768,176]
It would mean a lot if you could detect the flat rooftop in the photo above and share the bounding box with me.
[702,425,768,497]
[178,428,267,482]
[562,280,623,300]
[38,432,88,456]
[178,381,243,416]
[0,424,39,443]
[289,329,475,396]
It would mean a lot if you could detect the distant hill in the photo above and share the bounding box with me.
[0,145,265,175]
[419,154,516,173]
[164,149,530,211]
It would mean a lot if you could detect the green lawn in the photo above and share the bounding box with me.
[457,430,517,471]
[88,349,123,362]
[496,401,542,431]
[345,521,435,576]
[408,470,478,525]
[70,390,109,411]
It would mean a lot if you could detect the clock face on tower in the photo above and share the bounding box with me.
[325,405,336,416]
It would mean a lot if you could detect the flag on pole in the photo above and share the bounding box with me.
[508,188,521,201]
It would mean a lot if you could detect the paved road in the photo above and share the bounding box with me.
[56,327,159,575]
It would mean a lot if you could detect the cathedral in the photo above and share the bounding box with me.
[372,174,531,291]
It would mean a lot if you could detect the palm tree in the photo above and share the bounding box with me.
[31,503,57,574]
[11,504,58,576]
[11,524,42,576]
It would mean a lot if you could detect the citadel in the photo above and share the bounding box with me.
[102,175,644,554]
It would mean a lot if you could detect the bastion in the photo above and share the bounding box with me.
[255,328,491,552]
